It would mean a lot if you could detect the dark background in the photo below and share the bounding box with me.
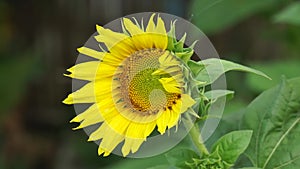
[1,0,299,168]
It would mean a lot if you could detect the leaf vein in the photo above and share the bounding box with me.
[273,155,300,169]
[262,118,300,168]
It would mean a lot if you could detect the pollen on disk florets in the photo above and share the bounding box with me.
[112,48,183,117]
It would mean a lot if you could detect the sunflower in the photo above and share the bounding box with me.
[63,13,198,157]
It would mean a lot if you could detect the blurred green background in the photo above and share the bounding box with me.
[0,0,299,169]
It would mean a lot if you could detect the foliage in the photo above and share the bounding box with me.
[165,148,198,168]
[158,56,269,168]
[190,0,284,34]
[102,1,300,168]
[273,2,300,26]
[183,131,252,169]
[164,76,300,168]
[2,0,300,168]
[246,60,300,93]
[242,77,300,168]
[190,58,270,86]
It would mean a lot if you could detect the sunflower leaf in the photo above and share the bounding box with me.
[174,33,186,52]
[195,58,270,86]
[167,21,196,63]
[211,130,253,167]
[165,148,199,168]
[241,77,300,168]
[187,60,205,77]
[185,154,232,169]
[175,50,194,63]
[204,90,234,101]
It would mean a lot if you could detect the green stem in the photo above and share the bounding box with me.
[189,123,209,155]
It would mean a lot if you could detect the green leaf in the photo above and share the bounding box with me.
[187,154,232,168]
[165,148,198,168]
[273,2,300,26]
[190,0,283,34]
[167,24,196,63]
[211,130,253,166]
[241,77,300,168]
[204,90,234,100]
[174,33,186,52]
[175,50,194,63]
[239,168,262,169]
[187,60,205,77]
[195,58,270,85]
[246,60,300,93]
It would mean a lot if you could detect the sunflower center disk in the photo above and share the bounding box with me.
[113,49,182,118]
[129,68,167,111]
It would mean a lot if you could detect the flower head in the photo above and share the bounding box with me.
[63,13,197,157]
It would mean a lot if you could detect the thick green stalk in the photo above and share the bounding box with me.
[189,123,209,155]
[184,114,209,155]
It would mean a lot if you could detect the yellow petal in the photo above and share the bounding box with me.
[93,123,124,156]
[131,34,154,50]
[77,47,105,60]
[123,17,155,50]
[145,14,168,49]
[95,25,128,49]
[126,121,156,139]
[155,67,181,76]
[180,94,196,113]
[63,82,95,104]
[94,77,113,94]
[156,109,170,134]
[144,120,157,137]
[153,16,168,49]
[100,107,119,122]
[98,132,124,156]
[123,18,144,36]
[155,15,167,35]
[98,148,111,157]
[168,104,181,128]
[122,137,144,157]
[146,13,156,33]
[95,25,135,58]
[70,104,103,130]
[159,77,181,94]
[152,69,166,75]
[152,34,168,50]
[106,114,131,135]
[96,61,118,77]
[88,122,107,141]
[153,51,182,76]
[158,51,179,67]
[64,61,99,81]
